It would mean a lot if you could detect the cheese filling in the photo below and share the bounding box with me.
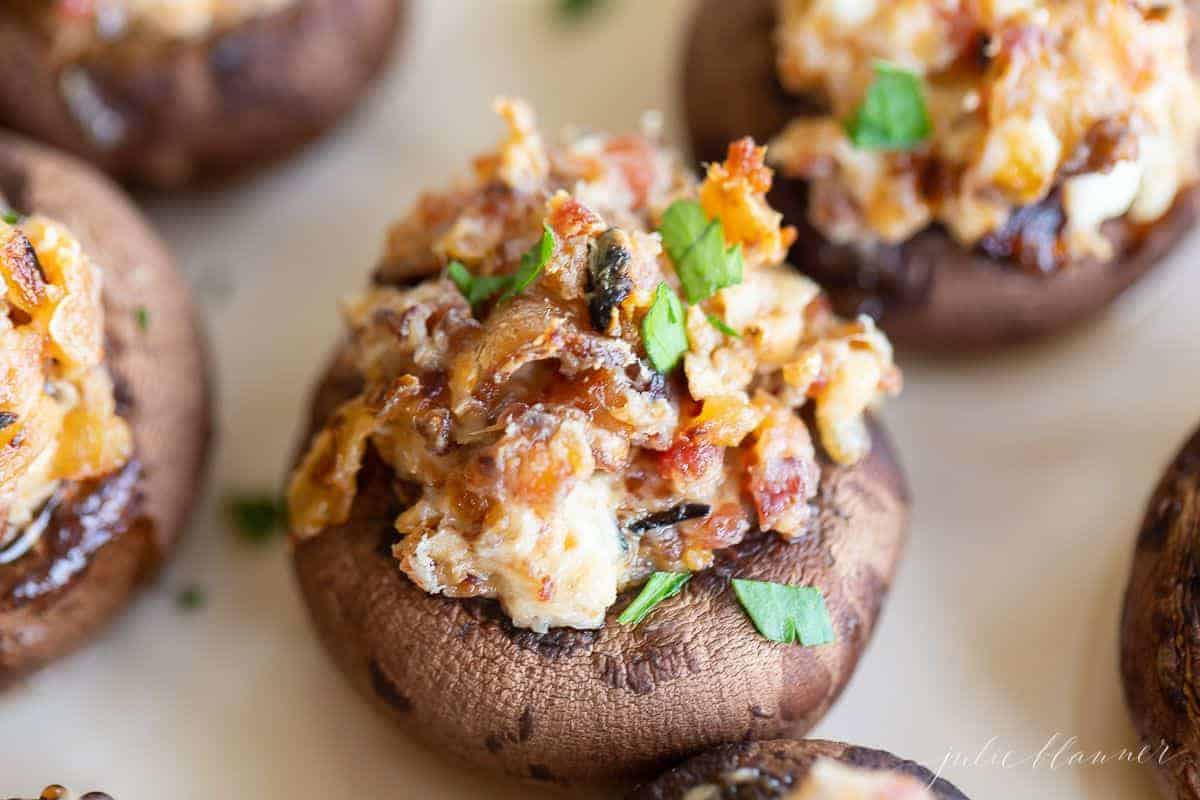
[0,216,131,557]
[288,100,900,631]
[50,0,298,41]
[772,0,1200,267]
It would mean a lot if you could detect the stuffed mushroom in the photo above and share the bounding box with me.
[0,135,210,684]
[0,0,406,187]
[629,739,970,799]
[287,100,909,783]
[1121,426,1200,799]
[684,0,1200,351]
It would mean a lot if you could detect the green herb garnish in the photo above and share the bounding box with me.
[731,578,836,646]
[2,211,20,225]
[617,572,691,626]
[641,283,689,373]
[501,224,556,301]
[134,307,150,332]
[447,261,512,308]
[659,200,743,303]
[845,62,932,151]
[707,314,741,338]
[229,494,286,544]
[559,0,606,18]
[176,584,207,612]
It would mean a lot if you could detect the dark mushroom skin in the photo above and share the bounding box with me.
[0,135,211,685]
[1121,427,1200,799]
[682,0,1200,352]
[628,739,970,800]
[291,349,910,785]
[0,0,406,187]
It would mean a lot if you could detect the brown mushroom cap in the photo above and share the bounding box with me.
[629,739,968,799]
[0,134,212,685]
[291,348,910,785]
[0,0,406,187]
[682,0,1198,353]
[627,739,970,799]
[1121,427,1200,799]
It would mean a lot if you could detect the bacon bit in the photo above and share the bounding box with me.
[547,193,605,240]
[724,138,774,193]
[699,138,788,267]
[657,430,722,490]
[679,502,751,551]
[538,575,555,602]
[1,230,50,315]
[748,456,815,536]
[745,396,818,537]
[604,135,658,209]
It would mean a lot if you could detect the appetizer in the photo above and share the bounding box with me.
[629,739,969,800]
[0,0,406,186]
[684,0,1200,350]
[0,135,210,684]
[16,788,112,800]
[1121,426,1200,800]
[288,100,909,783]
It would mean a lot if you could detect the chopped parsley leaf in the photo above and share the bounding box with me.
[229,493,286,544]
[641,283,688,373]
[501,224,557,301]
[176,584,207,612]
[134,307,150,332]
[731,578,835,646]
[447,261,512,308]
[617,572,690,626]
[659,200,743,303]
[845,62,932,151]
[707,314,741,338]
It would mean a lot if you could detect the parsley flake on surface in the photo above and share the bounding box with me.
[559,0,607,19]
[845,62,932,151]
[501,224,556,301]
[707,314,741,338]
[731,578,836,646]
[641,283,689,373]
[617,572,691,626]
[134,306,150,331]
[2,211,20,225]
[229,493,286,544]
[659,200,743,303]
[176,584,207,612]
[447,261,512,308]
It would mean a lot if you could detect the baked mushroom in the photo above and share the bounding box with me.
[9,788,113,800]
[684,0,1200,351]
[629,739,970,799]
[1121,426,1200,799]
[0,0,405,187]
[288,100,909,784]
[0,134,210,684]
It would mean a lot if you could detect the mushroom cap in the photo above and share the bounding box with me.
[1121,426,1200,800]
[682,0,1198,352]
[627,739,970,799]
[0,134,212,684]
[0,0,406,187]
[291,347,910,784]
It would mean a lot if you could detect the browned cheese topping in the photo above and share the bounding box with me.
[772,0,1200,270]
[289,100,900,631]
[0,216,131,558]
